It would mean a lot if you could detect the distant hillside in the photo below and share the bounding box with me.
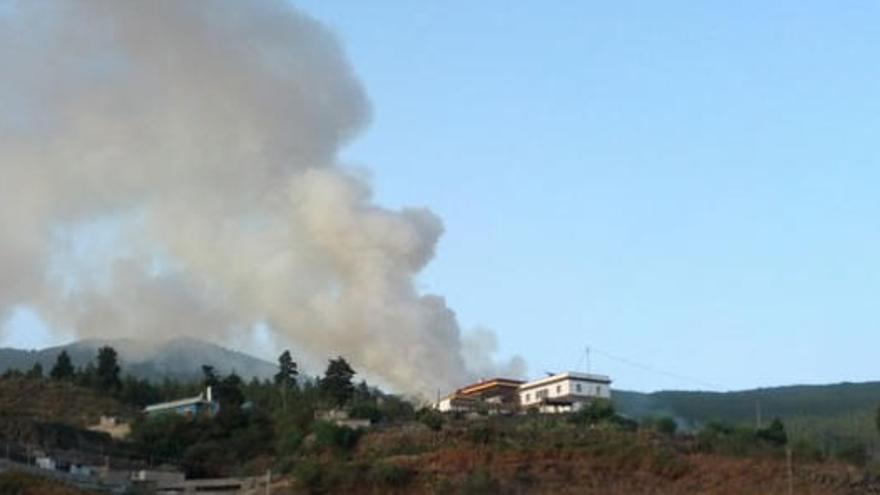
[614,383,880,449]
[0,337,276,382]
[614,382,880,425]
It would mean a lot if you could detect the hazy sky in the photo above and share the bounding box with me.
[5,2,880,392]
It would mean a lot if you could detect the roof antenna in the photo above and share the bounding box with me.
[586,346,591,374]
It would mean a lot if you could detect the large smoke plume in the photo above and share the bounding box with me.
[0,0,524,396]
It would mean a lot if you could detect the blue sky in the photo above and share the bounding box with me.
[288,1,880,391]
[5,2,880,392]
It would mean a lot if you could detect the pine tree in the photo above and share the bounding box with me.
[50,350,75,380]
[202,365,219,387]
[96,346,122,391]
[320,357,356,407]
[274,350,299,412]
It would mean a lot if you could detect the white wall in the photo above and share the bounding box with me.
[519,377,610,406]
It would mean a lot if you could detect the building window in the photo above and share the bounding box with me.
[576,383,582,393]
[596,386,601,395]
[536,389,548,400]
[525,393,530,402]
[556,385,561,394]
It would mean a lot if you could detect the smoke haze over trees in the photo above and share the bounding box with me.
[0,0,524,396]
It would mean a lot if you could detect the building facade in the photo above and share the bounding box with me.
[518,372,612,413]
[143,386,219,418]
[435,378,524,413]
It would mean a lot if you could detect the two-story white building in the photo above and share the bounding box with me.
[519,371,612,413]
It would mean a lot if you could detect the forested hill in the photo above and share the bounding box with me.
[614,381,880,425]
[0,337,276,382]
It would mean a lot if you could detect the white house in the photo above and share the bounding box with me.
[519,371,612,413]
[434,393,478,413]
[35,453,56,471]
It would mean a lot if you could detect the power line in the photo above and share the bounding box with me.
[589,346,721,389]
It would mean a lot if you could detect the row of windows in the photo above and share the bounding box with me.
[522,383,605,402]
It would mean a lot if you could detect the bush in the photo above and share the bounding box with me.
[417,408,444,431]
[696,421,786,457]
[790,439,825,463]
[467,423,495,445]
[313,421,362,452]
[294,458,323,491]
[276,423,304,456]
[369,462,414,488]
[756,418,788,447]
[349,403,383,423]
[462,468,500,495]
[569,400,616,426]
[642,416,678,435]
[834,440,868,467]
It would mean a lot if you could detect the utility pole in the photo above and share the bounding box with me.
[755,399,762,429]
[786,448,793,495]
[586,346,591,374]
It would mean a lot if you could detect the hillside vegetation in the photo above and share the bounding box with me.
[285,415,879,495]
[614,383,880,459]
[0,378,134,427]
[3,344,880,494]
[0,472,94,495]
[615,382,880,423]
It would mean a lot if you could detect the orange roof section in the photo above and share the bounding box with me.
[458,377,525,396]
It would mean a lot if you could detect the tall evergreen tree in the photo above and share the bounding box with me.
[274,350,299,412]
[320,357,356,407]
[96,346,122,391]
[202,365,219,387]
[50,350,75,380]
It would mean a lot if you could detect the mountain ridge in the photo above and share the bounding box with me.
[0,337,276,382]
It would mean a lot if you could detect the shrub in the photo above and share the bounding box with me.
[369,462,415,488]
[417,408,444,431]
[349,403,383,423]
[790,439,825,463]
[834,440,868,467]
[276,424,304,456]
[569,400,616,426]
[294,458,324,491]
[756,418,788,447]
[468,423,495,445]
[313,421,362,452]
[462,468,499,495]
[642,416,678,435]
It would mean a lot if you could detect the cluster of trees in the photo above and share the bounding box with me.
[2,347,121,390]
[127,351,415,478]
[1,347,187,408]
[0,344,418,478]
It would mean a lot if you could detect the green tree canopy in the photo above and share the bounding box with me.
[756,417,788,447]
[49,350,75,380]
[202,365,219,387]
[275,350,299,412]
[320,357,356,407]
[274,350,299,389]
[96,346,122,391]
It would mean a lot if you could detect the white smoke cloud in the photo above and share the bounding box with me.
[0,0,524,395]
